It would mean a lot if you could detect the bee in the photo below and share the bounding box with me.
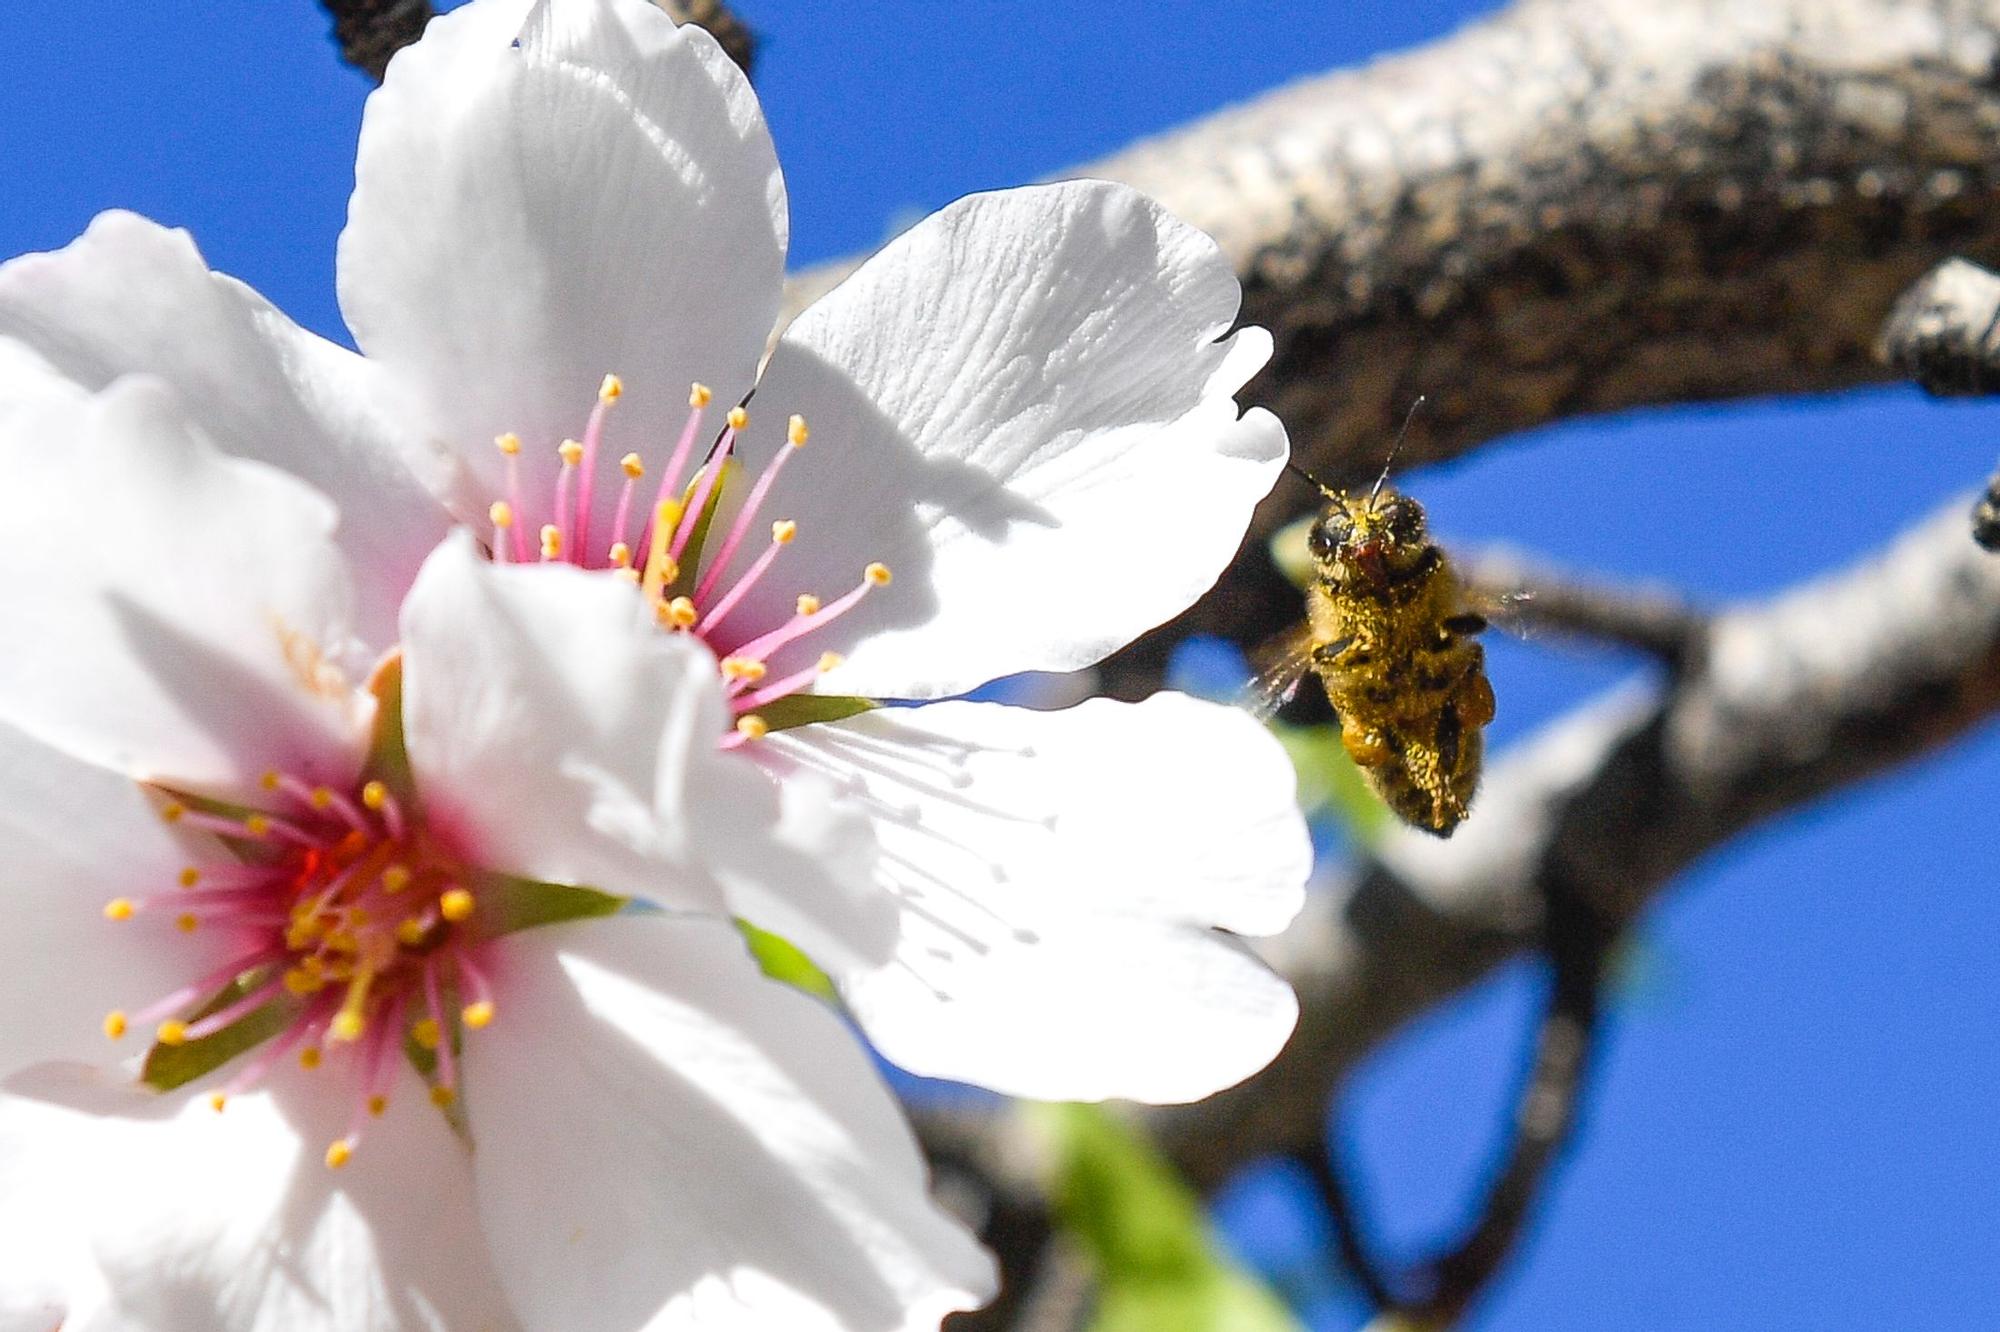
[1252,427,1496,837]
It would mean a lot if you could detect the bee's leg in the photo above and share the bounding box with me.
[1436,701,1462,776]
[1311,637,1354,667]
[1456,671,1497,727]
[1442,612,1487,637]
[1338,711,1391,767]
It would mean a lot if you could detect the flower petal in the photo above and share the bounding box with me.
[770,694,1310,1102]
[0,375,368,798]
[464,916,994,1332]
[0,722,246,1080]
[0,1063,513,1332]
[716,180,1286,698]
[400,534,727,911]
[340,0,787,541]
[0,212,451,646]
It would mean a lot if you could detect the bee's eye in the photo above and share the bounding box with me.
[1307,517,1343,560]
[1382,499,1425,543]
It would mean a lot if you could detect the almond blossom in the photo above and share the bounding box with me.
[0,353,989,1329]
[0,0,1312,1115]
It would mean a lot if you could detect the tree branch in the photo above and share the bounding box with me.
[1148,493,2000,1191]
[1459,549,1706,666]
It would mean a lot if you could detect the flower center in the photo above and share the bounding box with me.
[103,771,492,1168]
[486,376,890,746]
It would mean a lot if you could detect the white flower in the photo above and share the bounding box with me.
[0,354,990,1329]
[0,0,1310,1107]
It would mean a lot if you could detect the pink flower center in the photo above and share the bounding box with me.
[485,377,890,746]
[102,771,491,1169]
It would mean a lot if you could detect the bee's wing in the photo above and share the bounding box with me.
[1446,585,1534,640]
[1242,624,1320,722]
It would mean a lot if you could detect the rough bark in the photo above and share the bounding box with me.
[320,0,433,82]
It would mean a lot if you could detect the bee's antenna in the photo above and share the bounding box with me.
[1366,394,1428,509]
[1284,458,1335,495]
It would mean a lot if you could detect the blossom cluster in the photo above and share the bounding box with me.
[0,1,1310,1328]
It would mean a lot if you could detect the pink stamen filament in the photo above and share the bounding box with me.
[422,957,459,1094]
[576,398,613,564]
[669,428,738,564]
[224,995,332,1096]
[129,947,288,1027]
[697,534,790,637]
[269,773,371,837]
[180,973,288,1043]
[732,659,835,713]
[695,442,800,605]
[503,448,529,563]
[725,570,881,667]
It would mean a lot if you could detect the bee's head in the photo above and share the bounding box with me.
[1312,491,1429,585]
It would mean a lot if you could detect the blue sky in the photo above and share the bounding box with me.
[4,3,1997,1327]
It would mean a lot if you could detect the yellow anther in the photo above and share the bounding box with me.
[817,652,845,673]
[209,1092,228,1113]
[160,802,186,824]
[325,1139,354,1170]
[462,1001,496,1030]
[326,930,360,954]
[439,888,476,923]
[720,657,768,682]
[367,1094,389,1118]
[608,541,633,568]
[615,567,642,585]
[726,406,749,431]
[429,1085,457,1109]
[620,452,645,479]
[489,500,514,530]
[260,770,282,792]
[540,525,563,559]
[243,814,272,838]
[299,1046,323,1070]
[771,520,798,545]
[175,913,199,934]
[348,907,371,927]
[396,918,428,947]
[283,967,321,996]
[787,414,809,446]
[495,432,523,456]
[665,596,698,628]
[689,382,713,408]
[735,715,770,741]
[654,556,682,587]
[796,594,821,616]
[156,1020,189,1047]
[865,562,893,586]
[599,373,624,403]
[331,1011,366,1043]
[309,787,334,810]
[103,1010,128,1040]
[178,867,201,889]
[103,898,136,922]
[411,1018,441,1050]
[657,498,684,530]
[558,438,584,467]
[381,864,412,895]
[361,781,389,811]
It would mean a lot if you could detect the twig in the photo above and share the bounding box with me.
[320,0,433,82]
[654,0,756,75]
[1877,257,2000,397]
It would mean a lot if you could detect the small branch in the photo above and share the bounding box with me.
[653,0,757,76]
[320,0,433,82]
[1877,257,2000,397]
[1459,549,1706,667]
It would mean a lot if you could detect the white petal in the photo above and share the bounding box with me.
[0,1064,513,1332]
[714,180,1286,698]
[464,916,994,1332]
[400,534,727,910]
[341,0,787,541]
[0,723,246,1080]
[0,212,451,646]
[770,694,1310,1102]
[0,377,369,798]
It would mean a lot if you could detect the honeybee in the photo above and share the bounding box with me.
[1252,457,1495,837]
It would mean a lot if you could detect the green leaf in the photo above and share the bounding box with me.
[752,693,876,732]
[1272,720,1390,846]
[664,457,740,600]
[473,871,627,936]
[1030,1102,1302,1332]
[736,919,838,1001]
[141,976,293,1092]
